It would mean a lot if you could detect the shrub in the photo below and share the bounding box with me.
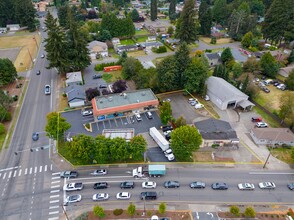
[93,205,105,218]
[0,107,11,122]
[158,202,166,214]
[244,207,256,218]
[0,123,5,135]
[147,211,152,216]
[76,212,88,220]
[211,37,217,44]
[85,123,90,129]
[230,206,240,217]
[113,209,123,216]
[156,46,167,53]
[205,49,212,53]
[127,203,136,216]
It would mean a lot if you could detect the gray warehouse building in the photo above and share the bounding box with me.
[206,76,254,110]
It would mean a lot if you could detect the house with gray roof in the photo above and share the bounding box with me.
[250,128,294,146]
[195,118,239,147]
[206,76,255,110]
[205,53,221,66]
[141,41,163,49]
[65,84,86,108]
[278,65,294,78]
[116,45,138,54]
[87,41,108,59]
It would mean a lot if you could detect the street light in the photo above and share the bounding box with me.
[142,195,146,216]
[33,36,39,50]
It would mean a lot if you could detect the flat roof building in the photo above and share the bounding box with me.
[91,88,159,117]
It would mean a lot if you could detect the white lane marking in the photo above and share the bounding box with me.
[45,165,47,172]
[0,173,1,178]
[52,172,60,176]
[50,164,53,170]
[49,200,59,204]
[51,185,60,189]
[18,169,22,176]
[50,190,60,193]
[39,166,42,173]
[249,172,294,175]
[71,175,136,181]
[29,168,32,174]
[25,168,28,175]
[8,171,12,178]
[2,173,6,179]
[52,176,60,180]
[49,206,59,209]
[49,211,59,215]
[34,167,37,174]
[13,170,17,177]
[51,180,60,184]
[50,195,60,199]
[0,166,20,172]
[48,217,59,220]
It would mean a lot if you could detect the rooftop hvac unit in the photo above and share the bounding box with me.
[100,99,103,103]
[141,92,146,96]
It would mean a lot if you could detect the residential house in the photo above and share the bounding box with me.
[112,38,120,46]
[147,36,157,42]
[205,53,221,66]
[141,41,163,50]
[0,27,7,33]
[6,24,20,31]
[65,84,86,108]
[250,128,294,146]
[278,65,294,78]
[87,41,108,59]
[65,71,83,86]
[116,45,138,54]
[166,38,180,45]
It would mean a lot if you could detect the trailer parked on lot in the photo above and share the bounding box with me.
[149,127,169,151]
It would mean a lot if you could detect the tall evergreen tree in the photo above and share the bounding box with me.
[199,1,212,36]
[212,0,228,25]
[150,0,157,21]
[168,0,176,20]
[221,48,234,64]
[14,0,36,31]
[175,0,198,44]
[131,9,140,22]
[260,52,278,78]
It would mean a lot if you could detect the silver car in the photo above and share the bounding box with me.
[238,183,255,190]
[64,194,81,206]
[258,182,276,189]
[92,193,109,201]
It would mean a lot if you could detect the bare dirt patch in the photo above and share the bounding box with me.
[193,151,214,162]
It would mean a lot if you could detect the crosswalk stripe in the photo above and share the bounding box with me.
[0,173,2,178]
[51,176,60,180]
[52,172,60,176]
[50,190,60,193]
[48,217,59,220]
[50,195,60,199]
[51,180,60,184]
[29,167,32,174]
[18,169,22,176]
[3,172,6,179]
[39,166,42,173]
[50,164,53,170]
[49,206,59,209]
[8,171,12,178]
[25,168,28,175]
[13,170,17,177]
[45,165,47,172]
[49,211,59,215]
[51,185,60,189]
[34,167,37,174]
[49,200,59,204]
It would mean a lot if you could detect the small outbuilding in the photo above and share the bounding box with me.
[65,71,83,86]
[6,24,20,31]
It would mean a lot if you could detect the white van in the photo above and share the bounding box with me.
[146,111,153,119]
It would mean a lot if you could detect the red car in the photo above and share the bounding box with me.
[251,117,262,122]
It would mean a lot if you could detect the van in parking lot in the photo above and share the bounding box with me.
[146,111,153,119]
[135,113,142,121]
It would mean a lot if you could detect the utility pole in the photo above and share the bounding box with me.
[33,36,39,50]
[27,48,34,65]
[263,153,271,169]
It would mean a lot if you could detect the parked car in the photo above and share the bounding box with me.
[211,182,228,190]
[195,103,204,109]
[161,125,173,132]
[163,130,172,136]
[287,183,294,190]
[238,183,255,190]
[64,194,81,205]
[32,132,39,141]
[120,181,135,189]
[277,84,286,90]
[164,149,175,161]
[190,182,205,189]
[146,111,153,119]
[93,182,108,189]
[44,85,51,95]
[164,181,180,188]
[60,171,78,178]
[188,98,197,103]
[258,182,276,189]
[251,117,262,122]
[262,87,270,93]
[142,181,157,189]
[190,101,198,106]
[204,95,210,101]
[82,109,93,116]
[116,192,131,200]
[256,122,268,128]
[93,74,102,79]
[135,113,142,121]
[99,84,107,89]
[91,169,107,175]
[92,193,109,201]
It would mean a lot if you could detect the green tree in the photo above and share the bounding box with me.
[170,125,202,162]
[174,42,191,88]
[212,0,228,25]
[97,29,112,42]
[213,64,228,81]
[260,52,278,77]
[159,101,172,125]
[127,203,136,216]
[57,5,69,28]
[291,148,294,161]
[241,74,249,93]
[94,135,111,164]
[158,202,166,214]
[241,31,254,48]
[168,0,176,20]
[243,57,260,73]
[135,68,157,89]
[174,116,187,128]
[288,50,294,64]
[285,70,294,91]
[128,135,147,161]
[131,9,140,22]
[175,0,198,44]
[244,207,256,218]
[0,58,17,86]
[0,106,11,122]
[0,90,12,110]
[279,92,294,126]
[109,137,128,162]
[14,0,36,31]
[250,0,265,16]
[150,0,157,21]
[122,57,143,80]
[167,26,174,36]
[93,205,105,218]
[230,206,240,217]
[221,48,234,64]
[199,0,212,36]
[232,62,243,78]
[45,112,71,140]
[157,56,178,92]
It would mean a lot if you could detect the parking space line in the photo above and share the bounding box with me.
[50,190,60,193]
[50,195,60,199]
[8,171,12,178]
[52,176,59,180]
[51,185,60,189]
[34,167,37,174]
[29,168,32,174]
[39,166,42,173]
[51,180,60,184]
[2,173,6,179]
[107,120,111,128]
[52,172,60,175]
[48,217,59,220]
[49,206,59,209]
[45,165,47,172]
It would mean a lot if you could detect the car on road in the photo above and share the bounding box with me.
[256,122,268,128]
[116,192,131,200]
[140,191,157,200]
[135,113,142,121]
[164,181,180,188]
[82,109,93,116]
[287,183,294,190]
[64,194,81,205]
[190,182,205,189]
[41,54,45,58]
[251,117,262,122]
[91,169,107,175]
[44,85,51,95]
[142,181,157,189]
[93,74,102,79]
[60,171,78,178]
[32,132,39,141]
[36,70,41,75]
[92,193,109,201]
[211,182,228,190]
[238,183,255,190]
[258,182,276,189]
[120,181,135,189]
[93,182,108,189]
[63,183,83,191]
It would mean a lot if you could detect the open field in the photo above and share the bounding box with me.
[127,50,146,57]
[200,37,234,45]
[135,36,148,42]
[254,85,283,111]
[135,29,149,35]
[0,33,41,72]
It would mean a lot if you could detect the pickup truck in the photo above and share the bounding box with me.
[60,171,78,178]
[63,183,83,191]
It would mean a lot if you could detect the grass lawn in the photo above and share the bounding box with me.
[58,95,69,112]
[120,39,135,45]
[135,36,148,42]
[253,85,283,111]
[269,148,294,164]
[102,71,122,83]
[200,37,234,45]
[135,29,149,35]
[127,50,146,57]
[0,33,41,72]
[0,133,6,152]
